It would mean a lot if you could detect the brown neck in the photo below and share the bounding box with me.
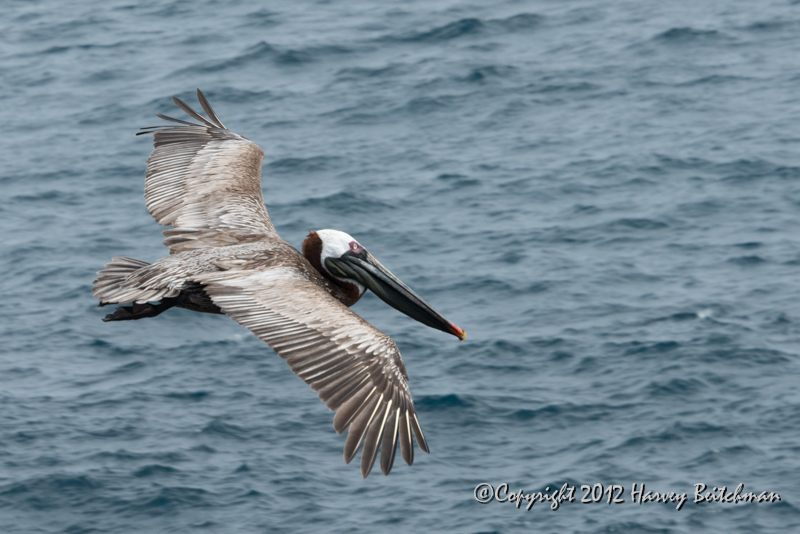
[302,231,363,307]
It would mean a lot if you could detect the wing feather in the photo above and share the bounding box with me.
[137,90,278,253]
[197,266,428,477]
[344,393,382,465]
[380,407,400,476]
[361,400,391,478]
[399,410,414,466]
[171,95,220,128]
[195,88,227,129]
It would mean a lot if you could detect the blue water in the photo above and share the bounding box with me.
[2,0,799,532]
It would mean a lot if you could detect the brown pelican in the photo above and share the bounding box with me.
[93,90,465,478]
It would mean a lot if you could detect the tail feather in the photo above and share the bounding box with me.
[94,257,155,306]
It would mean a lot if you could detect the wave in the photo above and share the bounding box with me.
[675,74,752,87]
[653,155,800,182]
[461,65,517,83]
[383,13,542,43]
[267,155,344,174]
[703,346,792,365]
[129,486,211,514]
[654,27,725,43]
[509,402,628,424]
[88,449,189,463]
[644,377,706,397]
[684,444,759,468]
[614,422,732,450]
[0,474,103,511]
[416,393,474,410]
[164,391,211,401]
[199,419,250,440]
[727,255,767,266]
[601,218,669,231]
[177,41,355,74]
[405,18,484,42]
[334,64,412,82]
[133,464,179,478]
[290,191,395,214]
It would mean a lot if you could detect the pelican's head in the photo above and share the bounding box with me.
[303,229,466,341]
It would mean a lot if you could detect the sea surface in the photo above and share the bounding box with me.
[1,0,799,532]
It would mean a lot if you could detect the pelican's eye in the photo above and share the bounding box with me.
[349,241,363,254]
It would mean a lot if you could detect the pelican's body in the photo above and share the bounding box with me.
[93,90,464,478]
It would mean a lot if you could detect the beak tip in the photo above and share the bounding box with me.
[451,325,466,342]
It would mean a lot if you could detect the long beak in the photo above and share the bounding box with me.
[326,253,466,341]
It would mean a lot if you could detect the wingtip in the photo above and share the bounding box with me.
[411,413,429,454]
[195,88,226,129]
[360,464,372,478]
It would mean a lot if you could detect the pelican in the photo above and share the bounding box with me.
[93,90,465,478]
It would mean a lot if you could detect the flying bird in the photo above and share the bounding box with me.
[93,90,465,478]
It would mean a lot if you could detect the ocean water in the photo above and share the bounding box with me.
[1,0,799,532]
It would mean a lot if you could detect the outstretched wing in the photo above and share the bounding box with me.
[137,89,278,254]
[196,266,429,478]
